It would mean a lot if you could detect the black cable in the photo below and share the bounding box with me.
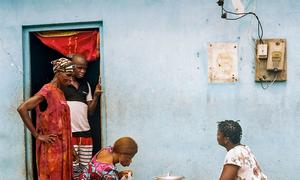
[220,4,264,44]
[222,13,248,20]
[223,9,263,42]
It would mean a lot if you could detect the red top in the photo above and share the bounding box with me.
[35,83,72,180]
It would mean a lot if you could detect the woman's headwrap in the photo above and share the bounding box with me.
[51,57,74,73]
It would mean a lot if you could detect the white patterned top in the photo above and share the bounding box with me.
[224,145,267,180]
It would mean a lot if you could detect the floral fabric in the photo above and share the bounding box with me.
[79,146,119,180]
[35,83,72,180]
[224,145,267,180]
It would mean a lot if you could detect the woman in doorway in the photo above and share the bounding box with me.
[18,58,74,180]
[217,120,267,180]
[79,136,138,180]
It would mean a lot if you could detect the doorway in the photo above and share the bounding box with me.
[23,22,104,179]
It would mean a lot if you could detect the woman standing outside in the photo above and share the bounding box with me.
[217,120,267,180]
[18,58,74,180]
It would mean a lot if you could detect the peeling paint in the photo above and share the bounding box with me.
[231,0,244,13]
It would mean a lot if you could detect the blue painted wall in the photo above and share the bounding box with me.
[1,0,300,179]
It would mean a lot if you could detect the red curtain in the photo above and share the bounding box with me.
[35,30,100,61]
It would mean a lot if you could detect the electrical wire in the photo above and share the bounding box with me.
[260,72,279,90]
[219,3,264,44]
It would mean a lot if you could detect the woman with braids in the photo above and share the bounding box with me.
[217,120,267,180]
[79,136,138,180]
[18,58,74,180]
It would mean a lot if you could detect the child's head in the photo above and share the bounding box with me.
[113,137,138,166]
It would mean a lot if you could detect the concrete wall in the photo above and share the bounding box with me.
[1,0,300,179]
